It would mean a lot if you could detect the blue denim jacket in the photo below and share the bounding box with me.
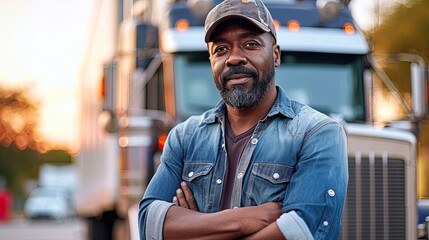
[139,86,348,240]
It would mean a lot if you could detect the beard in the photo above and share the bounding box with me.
[216,64,275,109]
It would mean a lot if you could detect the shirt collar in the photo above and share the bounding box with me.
[201,85,296,125]
[267,86,296,119]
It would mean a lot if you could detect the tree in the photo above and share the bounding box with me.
[0,86,41,150]
[370,0,429,95]
[368,0,429,198]
[372,0,429,59]
[0,86,41,207]
[0,86,73,210]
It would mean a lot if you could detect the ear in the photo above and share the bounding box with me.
[273,44,281,67]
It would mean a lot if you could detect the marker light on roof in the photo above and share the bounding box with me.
[273,19,280,31]
[344,23,355,35]
[288,20,300,32]
[176,19,190,32]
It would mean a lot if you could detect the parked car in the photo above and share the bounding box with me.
[24,186,74,220]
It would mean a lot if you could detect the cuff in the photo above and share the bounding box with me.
[145,200,174,240]
[276,210,314,240]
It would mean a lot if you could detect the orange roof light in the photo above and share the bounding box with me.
[273,19,280,31]
[288,20,300,32]
[344,23,355,35]
[176,19,190,32]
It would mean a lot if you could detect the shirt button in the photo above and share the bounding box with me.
[323,221,329,226]
[188,171,194,178]
[237,173,244,179]
[221,143,225,149]
[216,179,222,184]
[328,189,335,197]
[251,138,258,145]
[272,173,280,180]
[233,206,239,209]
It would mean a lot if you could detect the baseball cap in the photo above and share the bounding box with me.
[204,0,277,43]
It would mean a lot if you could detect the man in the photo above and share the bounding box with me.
[139,0,348,239]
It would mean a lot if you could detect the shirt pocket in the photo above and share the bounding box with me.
[245,163,294,206]
[182,162,214,210]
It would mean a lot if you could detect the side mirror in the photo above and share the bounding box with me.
[411,61,427,119]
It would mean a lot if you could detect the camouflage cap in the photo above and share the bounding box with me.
[204,0,277,43]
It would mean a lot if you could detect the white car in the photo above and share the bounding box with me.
[24,186,74,220]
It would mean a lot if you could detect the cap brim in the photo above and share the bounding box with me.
[204,15,271,43]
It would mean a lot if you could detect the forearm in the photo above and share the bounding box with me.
[164,203,281,240]
[238,222,285,240]
[164,207,242,240]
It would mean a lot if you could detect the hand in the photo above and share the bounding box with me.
[172,181,199,211]
[240,202,282,230]
[235,203,284,240]
[165,186,282,239]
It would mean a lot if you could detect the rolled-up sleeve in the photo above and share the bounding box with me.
[277,211,314,240]
[143,200,173,240]
[138,124,185,240]
[281,114,348,239]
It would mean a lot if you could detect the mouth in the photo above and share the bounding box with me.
[226,73,252,85]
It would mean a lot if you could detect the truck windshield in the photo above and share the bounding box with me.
[173,52,365,123]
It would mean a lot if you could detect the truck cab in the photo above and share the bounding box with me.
[97,0,429,239]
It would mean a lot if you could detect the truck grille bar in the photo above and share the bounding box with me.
[340,151,406,240]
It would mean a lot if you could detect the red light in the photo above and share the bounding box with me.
[288,20,300,32]
[344,23,355,35]
[175,19,190,32]
[158,134,168,150]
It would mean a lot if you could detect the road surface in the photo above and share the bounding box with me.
[0,218,87,240]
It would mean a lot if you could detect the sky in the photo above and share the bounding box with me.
[0,0,401,152]
[0,0,93,152]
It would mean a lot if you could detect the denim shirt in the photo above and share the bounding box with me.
[139,86,348,240]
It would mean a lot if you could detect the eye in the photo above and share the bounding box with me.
[244,41,260,48]
[214,45,228,54]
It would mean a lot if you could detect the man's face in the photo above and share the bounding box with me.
[207,18,280,109]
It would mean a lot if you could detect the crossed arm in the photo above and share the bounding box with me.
[163,181,285,240]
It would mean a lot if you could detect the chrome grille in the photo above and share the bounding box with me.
[340,152,406,240]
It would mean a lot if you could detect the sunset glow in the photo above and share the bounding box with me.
[0,0,94,153]
[0,0,399,153]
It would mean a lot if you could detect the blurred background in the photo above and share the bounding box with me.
[0,0,428,239]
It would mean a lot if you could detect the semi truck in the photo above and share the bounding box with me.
[75,0,429,239]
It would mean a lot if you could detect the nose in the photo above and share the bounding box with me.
[225,47,247,66]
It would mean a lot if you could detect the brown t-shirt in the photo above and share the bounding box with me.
[220,120,256,210]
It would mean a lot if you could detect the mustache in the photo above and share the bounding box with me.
[221,66,258,83]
